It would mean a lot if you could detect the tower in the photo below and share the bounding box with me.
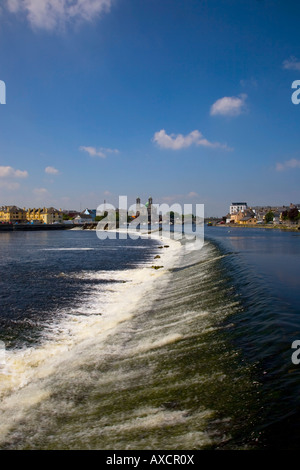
[136,197,141,218]
[146,197,152,223]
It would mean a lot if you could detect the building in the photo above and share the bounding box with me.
[230,208,256,224]
[40,207,63,224]
[230,211,245,224]
[239,215,257,225]
[135,196,157,223]
[26,207,63,224]
[73,209,94,224]
[26,208,43,223]
[272,211,282,224]
[230,202,248,215]
[145,196,153,222]
[225,213,232,224]
[226,202,299,225]
[0,206,27,223]
[83,208,96,221]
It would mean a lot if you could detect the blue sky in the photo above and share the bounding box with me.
[0,0,300,216]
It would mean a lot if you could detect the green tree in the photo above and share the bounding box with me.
[288,208,300,221]
[265,211,274,223]
[94,211,108,222]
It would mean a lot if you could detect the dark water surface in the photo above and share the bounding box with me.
[0,230,158,349]
[204,226,300,449]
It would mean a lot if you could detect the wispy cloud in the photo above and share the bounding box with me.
[45,166,59,175]
[79,146,119,158]
[187,191,199,198]
[210,94,247,117]
[0,166,27,191]
[282,56,300,71]
[33,187,49,196]
[0,165,28,178]
[0,181,20,190]
[6,0,113,31]
[276,158,300,171]
[153,129,230,151]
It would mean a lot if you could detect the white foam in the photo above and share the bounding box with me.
[40,248,95,251]
[0,231,182,443]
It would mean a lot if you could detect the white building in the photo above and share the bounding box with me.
[230,202,248,215]
[73,213,93,224]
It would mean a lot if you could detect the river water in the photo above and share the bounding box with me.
[0,226,299,449]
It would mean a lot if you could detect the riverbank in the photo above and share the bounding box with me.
[208,223,300,232]
[0,224,69,232]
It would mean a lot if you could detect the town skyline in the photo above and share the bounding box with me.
[1,1,300,216]
[1,198,299,223]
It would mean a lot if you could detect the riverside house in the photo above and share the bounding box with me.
[26,207,63,224]
[230,208,257,225]
[0,206,63,224]
[73,209,94,225]
[0,206,27,223]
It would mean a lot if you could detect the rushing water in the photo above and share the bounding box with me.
[0,226,299,449]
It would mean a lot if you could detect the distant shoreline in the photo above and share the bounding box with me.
[0,223,70,232]
[0,222,299,233]
[207,223,300,232]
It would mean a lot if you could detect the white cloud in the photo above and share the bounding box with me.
[79,146,119,158]
[276,159,300,171]
[6,0,112,31]
[282,56,300,71]
[105,148,120,154]
[187,191,199,198]
[45,166,59,175]
[80,146,106,158]
[152,129,230,151]
[0,165,28,178]
[33,187,49,196]
[210,94,247,117]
